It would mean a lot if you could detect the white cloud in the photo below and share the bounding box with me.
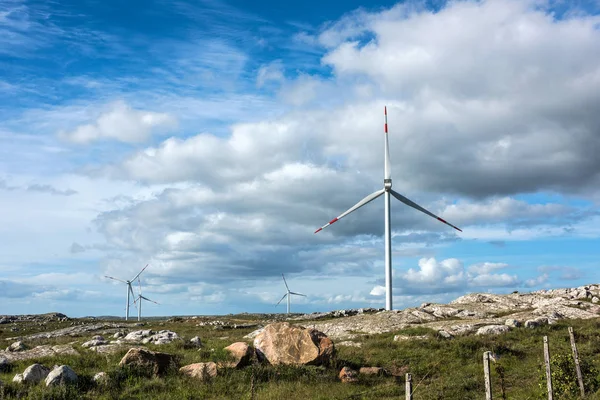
[58,100,177,144]
[257,60,285,88]
[370,285,386,296]
[397,257,520,294]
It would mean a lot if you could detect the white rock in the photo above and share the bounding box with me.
[82,339,108,348]
[93,372,109,384]
[45,365,78,386]
[337,341,362,348]
[13,363,50,384]
[476,325,510,335]
[438,330,454,339]
[189,336,202,347]
[505,319,521,328]
[394,335,428,341]
[7,341,26,352]
[592,297,599,304]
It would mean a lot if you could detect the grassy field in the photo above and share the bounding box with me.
[2,316,600,399]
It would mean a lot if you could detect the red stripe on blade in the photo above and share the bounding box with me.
[314,228,322,234]
[384,123,388,133]
[329,217,338,224]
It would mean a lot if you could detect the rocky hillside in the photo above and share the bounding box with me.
[306,284,600,340]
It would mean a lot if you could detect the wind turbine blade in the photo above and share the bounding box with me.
[105,276,127,284]
[315,189,385,233]
[282,274,290,291]
[129,285,138,307]
[131,264,149,282]
[140,295,159,305]
[390,190,462,232]
[290,292,306,297]
[384,106,391,180]
[275,293,287,306]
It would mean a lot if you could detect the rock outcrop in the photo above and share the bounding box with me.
[253,322,334,366]
[1,344,79,363]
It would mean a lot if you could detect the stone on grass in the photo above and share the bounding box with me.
[223,342,253,368]
[339,366,359,383]
[180,362,217,381]
[505,319,521,328]
[476,325,510,335]
[93,372,109,384]
[253,322,334,366]
[119,348,177,376]
[45,365,78,386]
[13,363,50,384]
[7,341,26,352]
[359,367,384,376]
[189,336,202,347]
[0,357,11,373]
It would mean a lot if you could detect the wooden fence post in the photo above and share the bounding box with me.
[568,327,585,397]
[483,351,493,400]
[544,336,553,400]
[405,373,412,400]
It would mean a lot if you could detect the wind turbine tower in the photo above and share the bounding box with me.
[132,277,159,321]
[314,106,462,311]
[276,274,306,314]
[105,264,150,321]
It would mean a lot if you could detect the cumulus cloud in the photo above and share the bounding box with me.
[396,257,520,294]
[58,100,177,144]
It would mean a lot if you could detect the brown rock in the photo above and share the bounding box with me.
[339,366,358,383]
[118,348,177,376]
[223,342,253,368]
[359,367,384,376]
[179,362,217,381]
[253,322,335,366]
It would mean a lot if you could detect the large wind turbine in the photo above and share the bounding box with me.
[105,264,149,321]
[276,274,306,314]
[132,277,159,321]
[314,106,462,311]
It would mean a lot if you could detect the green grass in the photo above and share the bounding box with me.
[2,318,600,399]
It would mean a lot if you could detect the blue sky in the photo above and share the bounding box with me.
[1,0,600,317]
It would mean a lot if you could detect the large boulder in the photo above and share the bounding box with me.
[119,348,177,376]
[180,362,218,381]
[13,363,50,384]
[45,365,78,386]
[223,342,253,368]
[253,322,334,366]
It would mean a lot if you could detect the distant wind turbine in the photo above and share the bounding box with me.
[276,274,306,314]
[104,264,150,321]
[314,106,462,311]
[132,277,159,321]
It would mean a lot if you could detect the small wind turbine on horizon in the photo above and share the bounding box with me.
[314,106,462,311]
[131,277,159,321]
[276,274,306,314]
[104,264,150,321]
